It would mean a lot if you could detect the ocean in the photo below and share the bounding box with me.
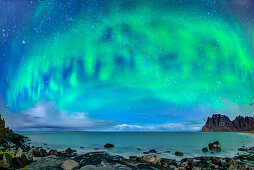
[18,132,254,160]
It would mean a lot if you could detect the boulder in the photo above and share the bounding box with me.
[61,159,80,170]
[129,156,138,161]
[141,155,161,164]
[149,149,157,153]
[39,148,47,157]
[104,143,114,148]
[208,141,221,151]
[65,148,74,154]
[175,151,184,156]
[202,147,208,152]
[28,148,40,157]
[16,147,23,157]
[3,153,12,165]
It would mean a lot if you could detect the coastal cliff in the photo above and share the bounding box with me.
[201,114,254,132]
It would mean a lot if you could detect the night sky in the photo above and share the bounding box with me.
[1,0,254,131]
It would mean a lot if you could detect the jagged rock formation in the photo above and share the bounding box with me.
[201,114,254,132]
[0,113,25,146]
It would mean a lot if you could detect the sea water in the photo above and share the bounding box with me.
[18,132,254,159]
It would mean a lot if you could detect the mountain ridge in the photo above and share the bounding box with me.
[201,114,254,132]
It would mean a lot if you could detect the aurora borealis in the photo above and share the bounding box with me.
[1,0,254,131]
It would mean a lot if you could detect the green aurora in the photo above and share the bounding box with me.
[3,0,254,127]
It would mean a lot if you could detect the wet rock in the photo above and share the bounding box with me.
[39,148,47,157]
[202,147,208,152]
[182,158,193,166]
[175,151,184,156]
[80,146,85,149]
[165,151,171,153]
[61,159,80,170]
[65,147,74,154]
[143,152,149,154]
[129,156,138,161]
[208,141,221,151]
[104,143,114,148]
[149,149,157,153]
[141,154,161,164]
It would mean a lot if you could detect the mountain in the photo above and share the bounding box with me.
[201,114,254,132]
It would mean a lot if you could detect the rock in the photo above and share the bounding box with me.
[228,164,236,170]
[182,158,193,166]
[20,153,32,164]
[3,153,12,165]
[141,155,161,164]
[208,141,221,151]
[129,156,138,161]
[79,165,97,170]
[143,152,150,154]
[149,149,157,153]
[16,147,23,157]
[61,159,80,170]
[201,114,254,132]
[104,143,114,148]
[80,146,85,149]
[177,160,188,167]
[165,151,171,153]
[202,147,208,152]
[24,155,64,170]
[212,157,222,164]
[65,147,74,154]
[175,151,184,156]
[28,148,40,157]
[168,165,177,170]
[39,148,47,156]
[228,159,236,166]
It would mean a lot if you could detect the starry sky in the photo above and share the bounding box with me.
[0,0,254,131]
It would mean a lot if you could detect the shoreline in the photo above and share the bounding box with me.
[1,133,254,169]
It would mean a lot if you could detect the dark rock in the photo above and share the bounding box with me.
[208,141,221,151]
[137,148,142,150]
[129,156,138,161]
[65,147,73,154]
[39,148,47,157]
[3,153,12,165]
[104,143,114,148]
[80,146,85,149]
[165,151,171,153]
[143,152,149,154]
[202,147,208,152]
[175,152,184,156]
[149,149,157,153]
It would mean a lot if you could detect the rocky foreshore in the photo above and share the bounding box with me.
[1,138,254,170]
[1,115,254,169]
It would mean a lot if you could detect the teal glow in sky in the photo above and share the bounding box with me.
[1,0,254,131]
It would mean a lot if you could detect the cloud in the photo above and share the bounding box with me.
[113,123,203,131]
[0,100,120,131]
